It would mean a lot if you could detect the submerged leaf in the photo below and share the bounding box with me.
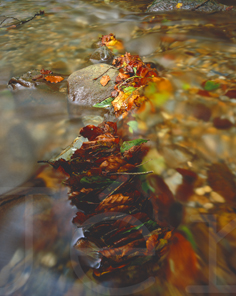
[120,139,148,153]
[203,80,220,91]
[207,163,236,202]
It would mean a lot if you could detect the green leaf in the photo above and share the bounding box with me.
[80,176,113,186]
[141,179,155,193]
[133,67,137,75]
[93,97,114,108]
[178,225,197,251]
[123,86,136,94]
[120,139,148,153]
[122,220,158,235]
[127,120,139,134]
[203,80,220,91]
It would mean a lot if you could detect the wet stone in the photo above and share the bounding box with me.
[90,46,114,64]
[67,64,118,106]
[147,0,232,12]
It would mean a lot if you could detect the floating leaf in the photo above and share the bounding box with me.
[44,75,64,83]
[207,163,236,202]
[93,97,114,108]
[165,232,199,289]
[120,139,148,153]
[203,80,220,91]
[225,89,236,99]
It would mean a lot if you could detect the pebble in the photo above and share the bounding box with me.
[41,253,57,267]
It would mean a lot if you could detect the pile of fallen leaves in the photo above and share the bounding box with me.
[94,49,172,118]
[44,38,202,284]
[45,121,174,277]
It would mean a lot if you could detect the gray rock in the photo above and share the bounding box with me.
[90,46,114,64]
[67,63,118,107]
[147,0,229,12]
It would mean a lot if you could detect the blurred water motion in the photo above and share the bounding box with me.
[0,0,236,295]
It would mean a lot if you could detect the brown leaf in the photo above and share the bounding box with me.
[213,117,233,129]
[95,193,133,213]
[165,232,199,289]
[207,163,236,202]
[225,89,236,99]
[146,233,159,253]
[100,75,110,86]
[44,75,64,83]
[175,168,198,202]
[40,69,53,75]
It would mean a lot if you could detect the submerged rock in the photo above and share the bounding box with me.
[67,63,118,107]
[90,46,114,64]
[147,0,232,12]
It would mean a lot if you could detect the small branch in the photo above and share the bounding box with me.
[108,170,153,175]
[117,75,141,89]
[191,0,210,11]
[37,160,49,164]
[93,66,116,80]
[0,16,20,26]
[0,11,44,28]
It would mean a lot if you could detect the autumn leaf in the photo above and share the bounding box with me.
[40,69,52,75]
[176,3,183,8]
[44,75,64,83]
[165,232,199,288]
[41,48,175,277]
[100,75,110,86]
[100,33,124,52]
[207,163,236,202]
[225,89,236,99]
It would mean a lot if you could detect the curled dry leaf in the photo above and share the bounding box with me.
[100,75,110,86]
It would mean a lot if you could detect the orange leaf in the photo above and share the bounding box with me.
[100,75,110,86]
[146,234,159,253]
[44,75,64,83]
[165,232,199,288]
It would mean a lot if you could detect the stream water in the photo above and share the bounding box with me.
[1,0,236,295]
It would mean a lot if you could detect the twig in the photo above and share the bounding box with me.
[191,0,210,11]
[93,66,116,80]
[0,16,20,26]
[117,75,141,89]
[0,11,44,28]
[108,170,153,175]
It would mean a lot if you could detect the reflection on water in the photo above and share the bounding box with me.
[1,0,236,295]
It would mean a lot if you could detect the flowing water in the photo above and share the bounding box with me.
[1,0,236,295]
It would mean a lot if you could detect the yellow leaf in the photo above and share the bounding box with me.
[176,3,183,8]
